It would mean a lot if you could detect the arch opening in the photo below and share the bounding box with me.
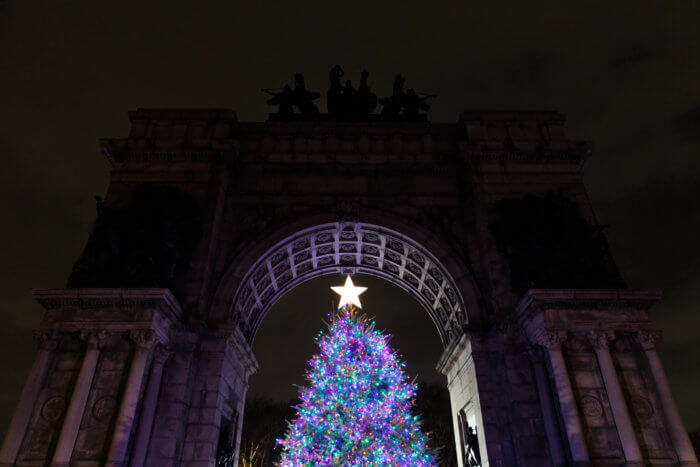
[229,221,468,346]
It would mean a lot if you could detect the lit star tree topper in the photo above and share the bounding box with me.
[330,275,368,308]
[277,275,436,466]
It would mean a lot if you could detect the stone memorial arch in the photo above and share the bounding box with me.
[1,108,697,466]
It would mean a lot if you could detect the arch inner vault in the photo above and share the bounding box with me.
[231,221,467,345]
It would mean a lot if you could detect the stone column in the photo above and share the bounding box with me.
[0,331,58,465]
[527,346,567,466]
[635,330,699,464]
[587,330,642,463]
[106,330,158,467]
[52,331,108,466]
[536,330,590,464]
[129,345,171,467]
[232,384,248,467]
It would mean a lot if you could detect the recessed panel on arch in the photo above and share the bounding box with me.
[230,222,467,346]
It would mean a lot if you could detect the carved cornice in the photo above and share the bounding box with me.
[32,289,182,344]
[459,147,590,167]
[199,326,259,377]
[435,328,491,376]
[33,288,180,312]
[435,332,469,376]
[514,289,662,348]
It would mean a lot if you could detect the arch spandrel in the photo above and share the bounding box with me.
[212,211,482,347]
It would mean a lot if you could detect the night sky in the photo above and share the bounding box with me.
[1,0,699,441]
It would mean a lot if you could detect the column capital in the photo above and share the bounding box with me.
[535,330,568,350]
[635,329,662,350]
[32,329,59,350]
[129,329,159,351]
[152,345,173,364]
[525,344,546,363]
[586,329,615,350]
[80,330,110,350]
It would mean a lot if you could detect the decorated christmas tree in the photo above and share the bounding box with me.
[278,276,436,466]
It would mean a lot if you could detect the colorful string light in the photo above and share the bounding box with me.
[278,304,435,466]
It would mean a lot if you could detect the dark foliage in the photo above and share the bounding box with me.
[67,184,201,290]
[239,397,298,466]
[413,382,457,466]
[489,193,625,294]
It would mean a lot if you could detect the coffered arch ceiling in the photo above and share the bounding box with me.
[230,221,467,346]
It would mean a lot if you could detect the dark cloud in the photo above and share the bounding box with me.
[0,0,698,437]
[675,105,700,142]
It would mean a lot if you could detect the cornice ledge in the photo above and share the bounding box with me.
[435,332,468,376]
[513,288,663,328]
[32,288,182,317]
[212,324,260,377]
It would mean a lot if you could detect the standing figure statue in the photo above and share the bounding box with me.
[355,69,377,114]
[327,65,344,115]
[403,88,435,116]
[341,80,356,115]
[465,426,482,466]
[379,74,406,116]
[292,74,320,115]
[263,85,295,116]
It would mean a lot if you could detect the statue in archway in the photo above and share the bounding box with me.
[465,425,482,466]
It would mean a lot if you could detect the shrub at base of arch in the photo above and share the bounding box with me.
[278,305,436,466]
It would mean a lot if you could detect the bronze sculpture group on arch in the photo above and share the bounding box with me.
[264,67,433,117]
[0,101,697,467]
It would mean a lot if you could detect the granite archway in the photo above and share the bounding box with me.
[228,221,469,346]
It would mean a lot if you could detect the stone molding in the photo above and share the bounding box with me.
[223,326,259,377]
[435,332,469,376]
[98,108,594,169]
[514,289,662,345]
[435,329,490,376]
[32,289,183,343]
